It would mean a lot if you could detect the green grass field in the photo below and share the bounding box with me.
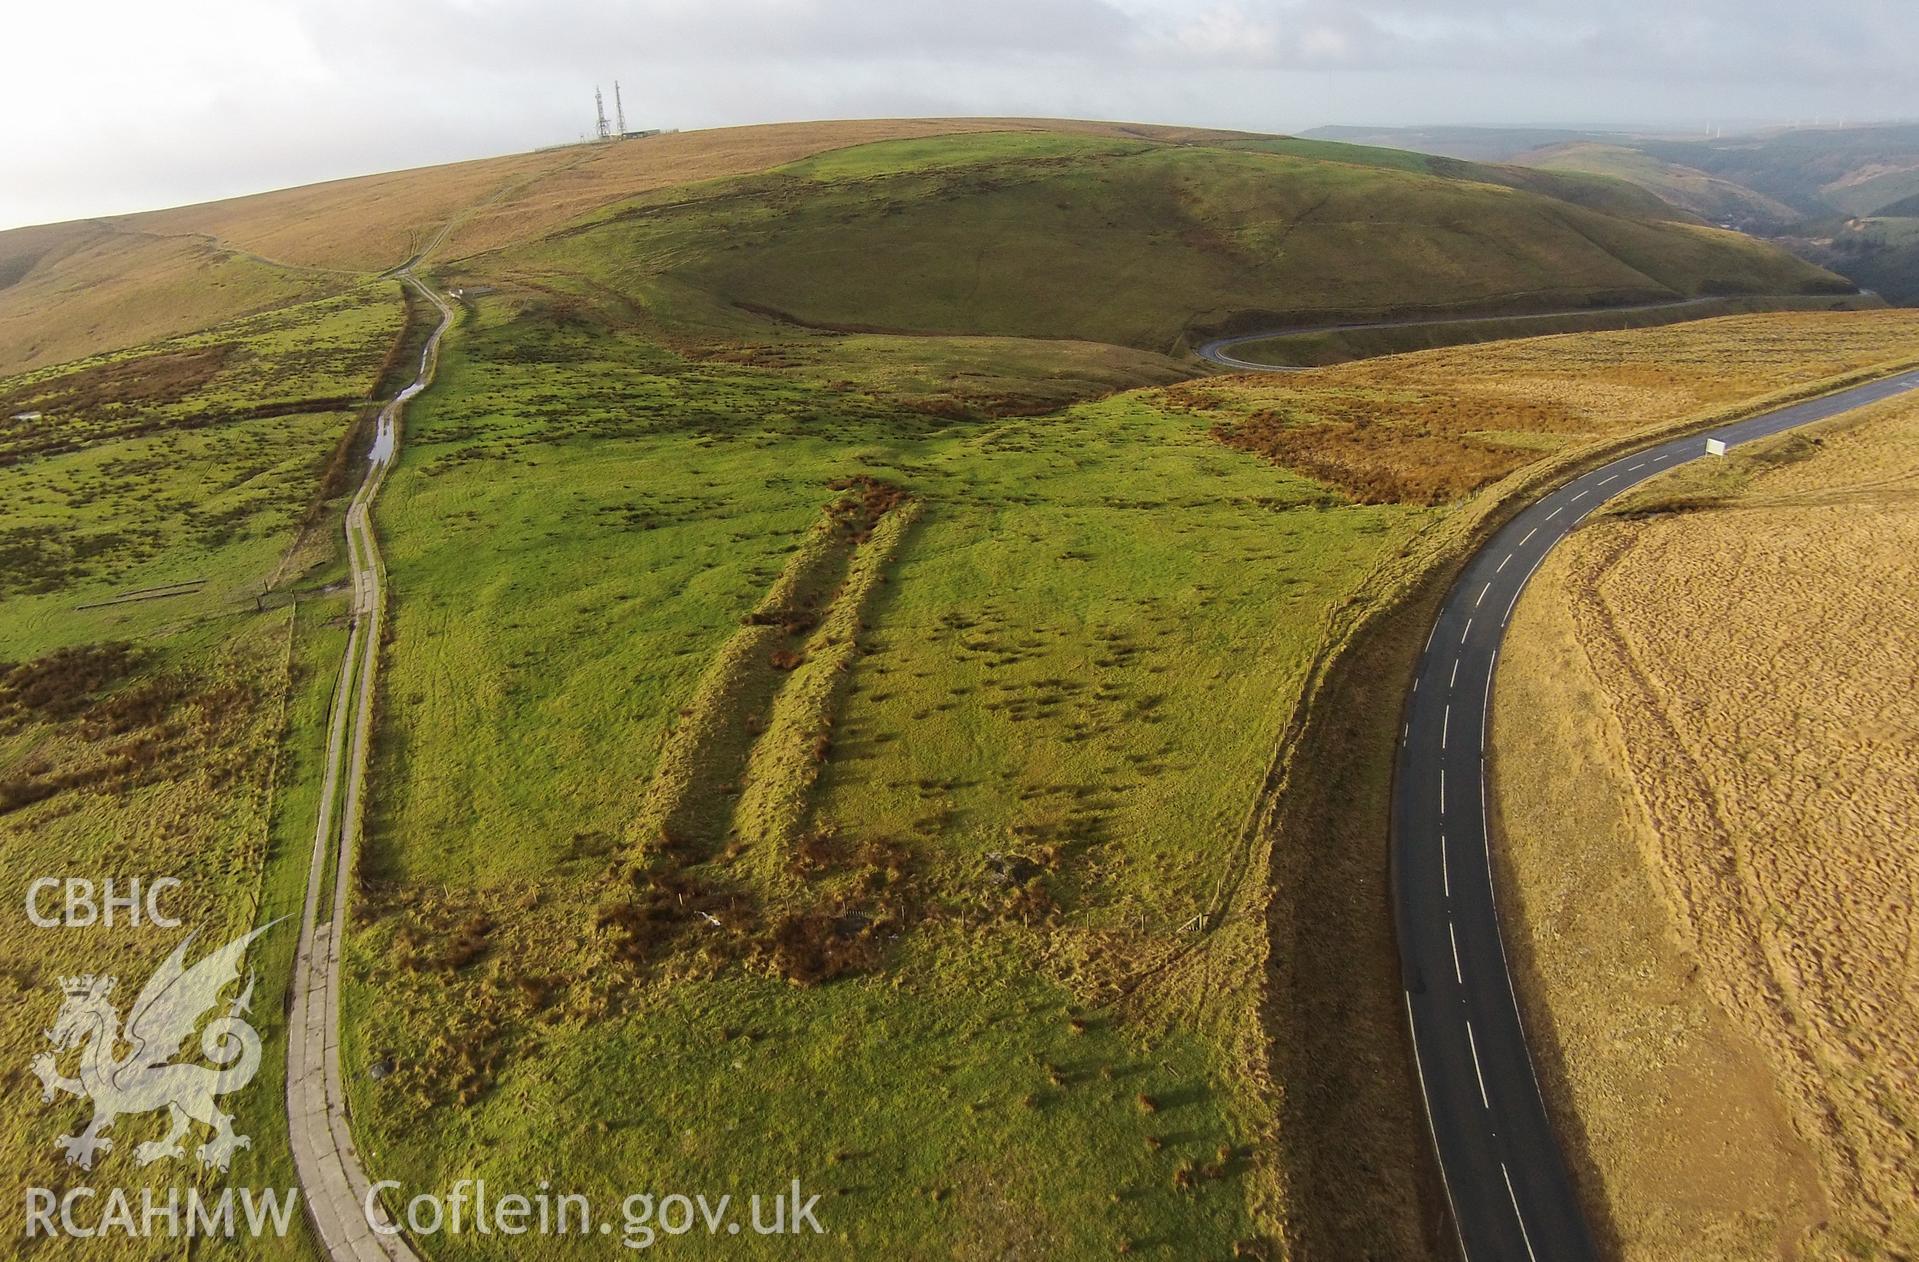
[335,291,1427,1255]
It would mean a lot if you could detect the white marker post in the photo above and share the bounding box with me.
[1705,438,1728,456]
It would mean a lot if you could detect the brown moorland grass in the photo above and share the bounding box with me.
[0,225,336,376]
[94,118,1258,278]
[1180,309,1919,504]
[1491,397,1919,1259]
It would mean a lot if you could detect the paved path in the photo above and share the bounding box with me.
[1392,365,1919,1260]
[286,268,453,1262]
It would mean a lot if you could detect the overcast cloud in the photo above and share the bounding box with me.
[4,0,1916,230]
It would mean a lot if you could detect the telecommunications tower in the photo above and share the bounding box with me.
[614,82,628,137]
[594,86,611,141]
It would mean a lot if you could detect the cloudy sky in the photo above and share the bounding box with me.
[4,0,1914,230]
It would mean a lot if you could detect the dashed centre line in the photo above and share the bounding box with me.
[1503,1164,1541,1262]
[1467,1020,1490,1108]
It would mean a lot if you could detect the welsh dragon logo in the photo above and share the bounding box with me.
[30,920,280,1172]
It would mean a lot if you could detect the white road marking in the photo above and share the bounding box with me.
[1442,705,1450,749]
[1441,833,1450,897]
[1449,921,1463,983]
[1519,526,1537,546]
[1460,617,1473,643]
[1544,505,1562,520]
[1467,1019,1490,1108]
[1449,658,1459,689]
[1425,621,1437,653]
[1598,473,1617,486]
[1503,553,1546,627]
[1476,581,1491,606]
[1482,650,1496,750]
[1439,768,1446,816]
[1570,489,1587,501]
[1628,462,1644,472]
[1496,552,1511,573]
[1412,677,1419,693]
[1503,1163,1541,1262]
[1403,994,1471,1262]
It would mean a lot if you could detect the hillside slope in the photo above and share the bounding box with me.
[0,221,338,374]
[0,120,1229,373]
[1305,122,1919,304]
[0,118,1850,374]
[1313,122,1919,221]
[473,130,1847,355]
[1525,142,1803,228]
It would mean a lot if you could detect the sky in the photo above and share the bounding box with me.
[4,0,1917,230]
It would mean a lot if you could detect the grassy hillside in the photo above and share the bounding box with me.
[477,131,1844,357]
[0,221,341,375]
[1304,122,1919,304]
[1522,129,1919,303]
[1315,122,1919,221]
[0,120,1247,375]
[1300,124,1625,163]
[1633,124,1919,217]
[1,118,1850,378]
[1217,136,1687,220]
[1525,142,1803,228]
[1783,214,1919,305]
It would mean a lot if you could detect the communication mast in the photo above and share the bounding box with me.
[614,82,627,138]
[593,86,611,141]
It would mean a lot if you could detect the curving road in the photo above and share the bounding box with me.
[1196,296,1778,372]
[286,267,453,1262]
[1393,365,1919,1260]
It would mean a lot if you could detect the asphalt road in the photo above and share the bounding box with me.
[1393,364,1919,1261]
[1195,297,1759,371]
[286,267,452,1262]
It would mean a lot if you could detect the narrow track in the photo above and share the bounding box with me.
[1196,296,1797,371]
[285,269,453,1262]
